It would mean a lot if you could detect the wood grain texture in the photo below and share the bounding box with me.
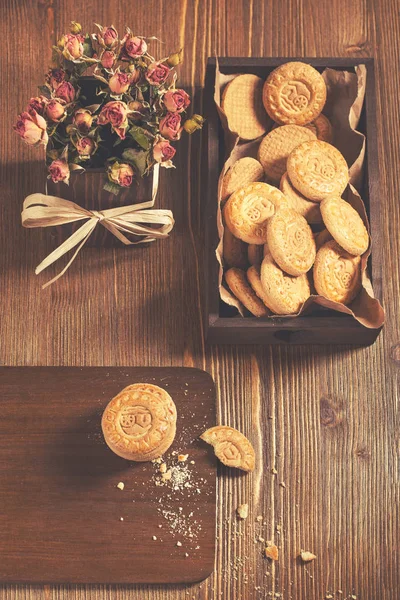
[0,0,399,599]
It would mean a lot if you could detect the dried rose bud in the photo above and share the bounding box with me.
[183,114,205,134]
[61,33,84,61]
[128,100,146,121]
[75,136,96,157]
[46,68,66,90]
[98,100,129,139]
[48,158,70,183]
[46,99,65,122]
[73,108,93,133]
[163,89,190,113]
[122,34,147,58]
[55,81,76,103]
[101,50,116,69]
[159,112,182,141]
[109,72,133,95]
[70,21,82,34]
[13,110,48,146]
[108,162,134,187]
[166,48,183,67]
[102,26,118,48]
[153,137,176,163]
[27,96,47,116]
[145,62,170,86]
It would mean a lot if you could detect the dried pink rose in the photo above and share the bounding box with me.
[122,34,147,58]
[101,50,116,69]
[75,136,96,157]
[13,110,48,146]
[145,62,170,86]
[48,158,70,183]
[101,26,118,48]
[159,112,182,140]
[27,96,47,116]
[73,109,93,133]
[55,81,75,103]
[46,99,65,122]
[61,33,84,61]
[109,162,134,187]
[46,68,66,90]
[163,89,190,113]
[153,138,176,163]
[98,101,129,139]
[109,72,133,95]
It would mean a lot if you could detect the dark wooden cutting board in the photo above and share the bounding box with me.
[0,367,216,584]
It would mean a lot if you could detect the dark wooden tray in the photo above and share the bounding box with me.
[0,367,216,584]
[204,57,382,345]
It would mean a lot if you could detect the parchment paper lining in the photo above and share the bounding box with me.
[214,63,384,329]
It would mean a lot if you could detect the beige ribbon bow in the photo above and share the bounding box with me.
[22,192,175,289]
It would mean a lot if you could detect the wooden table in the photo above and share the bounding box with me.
[1,1,398,599]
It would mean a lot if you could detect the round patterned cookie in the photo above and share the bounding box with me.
[101,383,177,461]
[266,208,316,276]
[263,62,327,126]
[223,182,288,245]
[247,265,271,311]
[287,140,349,201]
[200,426,255,472]
[223,227,248,269]
[320,196,369,256]
[225,267,268,317]
[313,240,362,305]
[280,172,322,224]
[257,125,316,182]
[222,74,270,140]
[304,113,333,142]
[221,157,264,201]
[260,251,311,314]
[247,244,264,265]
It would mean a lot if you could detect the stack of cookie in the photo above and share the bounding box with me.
[220,61,369,316]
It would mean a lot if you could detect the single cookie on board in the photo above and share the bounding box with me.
[247,265,271,310]
[223,182,288,245]
[267,208,316,276]
[225,267,269,317]
[257,125,316,182]
[200,425,255,472]
[313,240,362,305]
[304,113,333,142]
[287,140,349,201]
[223,227,248,269]
[248,244,264,265]
[260,251,311,314]
[320,196,369,256]
[314,228,333,250]
[222,74,269,140]
[280,172,322,224]
[221,157,264,201]
[263,62,327,126]
[101,383,177,461]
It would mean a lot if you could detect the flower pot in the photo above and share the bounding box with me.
[46,169,155,247]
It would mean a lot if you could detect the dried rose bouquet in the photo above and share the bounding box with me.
[14,21,203,195]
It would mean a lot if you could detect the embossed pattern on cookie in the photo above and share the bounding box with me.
[313,240,362,305]
[267,208,316,276]
[223,182,288,245]
[200,425,255,472]
[225,267,269,317]
[287,140,349,201]
[304,113,333,142]
[257,125,316,182]
[222,74,270,140]
[263,62,327,126]
[320,196,369,256]
[221,157,264,201]
[260,251,311,314]
[101,383,177,461]
[280,172,322,224]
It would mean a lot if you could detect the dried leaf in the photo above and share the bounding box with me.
[128,125,151,150]
[103,181,121,195]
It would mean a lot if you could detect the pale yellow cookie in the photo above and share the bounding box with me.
[280,172,322,224]
[314,228,332,250]
[320,196,369,256]
[313,240,362,305]
[223,227,248,269]
[221,157,264,201]
[101,383,177,462]
[222,74,270,140]
[260,251,311,314]
[257,125,316,182]
[304,113,333,142]
[248,244,264,265]
[223,182,288,245]
[266,208,316,276]
[263,62,327,125]
[247,265,271,310]
[200,425,255,472]
[225,267,269,317]
[287,140,349,201]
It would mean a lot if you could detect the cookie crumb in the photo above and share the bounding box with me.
[185,552,189,557]
[178,454,189,462]
[271,467,278,474]
[119,517,124,521]
[237,504,249,520]
[152,536,157,541]
[279,482,286,488]
[159,463,167,474]
[300,550,317,562]
[256,515,263,522]
[265,541,279,561]
[162,469,172,481]
[116,482,125,490]
[176,541,182,547]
